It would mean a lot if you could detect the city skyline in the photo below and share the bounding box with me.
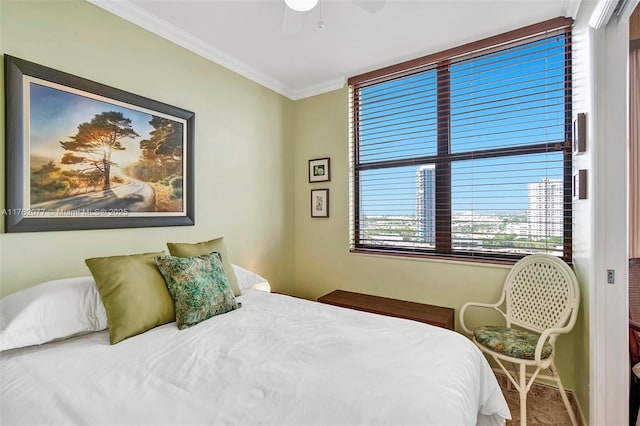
[411,174,564,238]
[360,175,564,257]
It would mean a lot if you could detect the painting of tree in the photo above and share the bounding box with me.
[139,116,183,180]
[59,111,139,190]
[122,116,185,211]
[4,55,194,232]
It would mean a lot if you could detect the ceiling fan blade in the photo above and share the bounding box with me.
[281,5,303,35]
[353,0,386,13]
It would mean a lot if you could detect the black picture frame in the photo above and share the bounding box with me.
[310,188,329,218]
[4,55,195,232]
[308,157,330,183]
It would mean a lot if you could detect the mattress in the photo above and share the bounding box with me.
[0,289,510,425]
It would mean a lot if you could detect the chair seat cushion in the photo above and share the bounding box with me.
[474,326,552,360]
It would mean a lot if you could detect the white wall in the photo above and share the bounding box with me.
[570,2,595,420]
[587,12,631,426]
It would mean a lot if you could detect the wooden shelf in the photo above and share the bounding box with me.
[317,290,455,331]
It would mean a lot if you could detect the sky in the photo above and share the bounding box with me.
[357,35,566,215]
[28,80,156,170]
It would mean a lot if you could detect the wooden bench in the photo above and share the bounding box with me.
[317,289,455,331]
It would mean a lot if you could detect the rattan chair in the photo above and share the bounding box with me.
[460,254,580,426]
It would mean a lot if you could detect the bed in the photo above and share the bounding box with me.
[0,263,510,426]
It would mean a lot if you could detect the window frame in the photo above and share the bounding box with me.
[348,17,574,264]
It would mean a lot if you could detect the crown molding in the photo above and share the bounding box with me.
[587,0,639,28]
[588,0,619,28]
[288,77,346,101]
[86,0,305,100]
[562,0,582,19]
[617,0,639,22]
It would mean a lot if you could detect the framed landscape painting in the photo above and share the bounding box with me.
[4,56,195,232]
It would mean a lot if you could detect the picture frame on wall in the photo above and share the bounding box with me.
[4,55,195,233]
[308,157,330,183]
[573,112,586,153]
[311,189,329,218]
[573,169,588,200]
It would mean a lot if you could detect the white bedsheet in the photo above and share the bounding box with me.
[0,290,510,426]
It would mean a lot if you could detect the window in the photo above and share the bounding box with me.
[349,18,573,262]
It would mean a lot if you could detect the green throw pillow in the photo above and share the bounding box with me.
[85,252,175,344]
[166,237,241,296]
[155,252,239,330]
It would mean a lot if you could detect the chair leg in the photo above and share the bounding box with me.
[519,363,527,426]
[550,361,578,426]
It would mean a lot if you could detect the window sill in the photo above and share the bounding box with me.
[350,248,573,267]
[350,248,520,268]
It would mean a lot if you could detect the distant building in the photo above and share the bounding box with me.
[527,178,563,238]
[506,222,530,236]
[416,165,436,244]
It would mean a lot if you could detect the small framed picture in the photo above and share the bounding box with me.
[573,113,586,153]
[311,189,329,218]
[573,169,587,200]
[309,158,330,183]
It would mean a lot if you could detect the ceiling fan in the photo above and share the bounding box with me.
[281,0,386,34]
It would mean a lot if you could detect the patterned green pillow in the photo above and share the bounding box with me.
[155,252,239,330]
[166,238,241,297]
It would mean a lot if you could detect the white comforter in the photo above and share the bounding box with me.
[0,290,510,425]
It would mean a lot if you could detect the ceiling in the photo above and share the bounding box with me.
[88,0,580,100]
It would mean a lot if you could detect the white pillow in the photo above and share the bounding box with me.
[232,264,271,293]
[0,276,107,351]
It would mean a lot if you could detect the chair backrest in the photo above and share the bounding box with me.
[503,254,580,333]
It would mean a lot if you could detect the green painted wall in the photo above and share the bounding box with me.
[0,0,296,296]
